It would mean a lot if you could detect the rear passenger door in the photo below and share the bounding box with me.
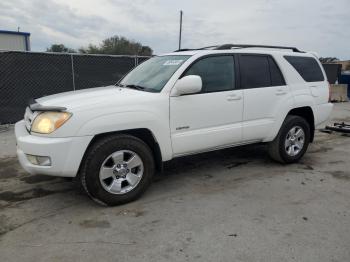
[238,54,293,141]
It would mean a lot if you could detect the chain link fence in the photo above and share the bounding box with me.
[0,51,150,124]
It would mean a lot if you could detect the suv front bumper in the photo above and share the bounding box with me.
[15,120,93,177]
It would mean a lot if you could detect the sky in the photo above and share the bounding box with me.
[0,0,349,59]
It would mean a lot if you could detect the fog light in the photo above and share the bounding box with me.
[26,154,51,166]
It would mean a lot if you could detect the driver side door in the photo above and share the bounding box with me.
[170,55,243,156]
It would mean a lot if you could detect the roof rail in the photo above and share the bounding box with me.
[215,44,303,52]
[174,46,218,52]
[174,48,196,52]
[174,44,303,53]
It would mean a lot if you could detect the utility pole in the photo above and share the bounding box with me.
[178,10,183,50]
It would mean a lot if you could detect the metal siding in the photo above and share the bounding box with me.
[339,73,350,99]
[0,34,27,51]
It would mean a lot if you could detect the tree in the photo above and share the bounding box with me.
[79,35,153,56]
[47,44,76,53]
[319,57,339,63]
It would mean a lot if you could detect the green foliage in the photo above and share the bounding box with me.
[46,44,76,53]
[79,35,153,56]
[319,57,339,63]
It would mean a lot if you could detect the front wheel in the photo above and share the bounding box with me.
[80,134,155,206]
[268,115,310,164]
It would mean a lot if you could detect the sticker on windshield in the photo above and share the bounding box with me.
[163,60,184,66]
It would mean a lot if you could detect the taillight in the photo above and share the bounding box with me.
[328,81,331,102]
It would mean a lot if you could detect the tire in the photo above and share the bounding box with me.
[80,134,155,206]
[268,115,310,164]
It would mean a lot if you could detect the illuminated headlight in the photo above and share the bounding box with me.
[31,112,72,134]
[26,154,51,166]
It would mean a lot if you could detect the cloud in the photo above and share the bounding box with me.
[0,0,349,58]
[0,0,107,49]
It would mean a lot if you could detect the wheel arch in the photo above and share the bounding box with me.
[287,106,315,142]
[78,128,163,176]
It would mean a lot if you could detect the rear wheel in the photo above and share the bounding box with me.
[268,115,310,164]
[80,134,155,206]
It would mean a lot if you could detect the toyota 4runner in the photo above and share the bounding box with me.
[15,44,333,205]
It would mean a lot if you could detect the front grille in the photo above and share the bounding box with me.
[24,107,34,131]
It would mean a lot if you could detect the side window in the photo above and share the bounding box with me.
[268,56,286,86]
[240,55,271,89]
[184,56,234,93]
[284,56,324,82]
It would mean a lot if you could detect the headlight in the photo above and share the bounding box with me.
[31,112,72,134]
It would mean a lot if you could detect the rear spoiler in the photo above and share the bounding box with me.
[28,98,67,112]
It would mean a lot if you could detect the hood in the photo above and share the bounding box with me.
[36,86,156,111]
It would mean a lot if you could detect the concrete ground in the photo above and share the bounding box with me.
[0,103,350,262]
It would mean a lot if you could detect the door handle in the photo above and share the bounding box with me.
[275,89,287,95]
[227,95,242,101]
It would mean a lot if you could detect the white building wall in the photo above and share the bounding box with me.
[0,33,28,51]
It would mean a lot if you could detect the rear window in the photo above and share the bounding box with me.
[284,56,324,82]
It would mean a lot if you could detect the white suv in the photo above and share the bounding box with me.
[15,44,333,205]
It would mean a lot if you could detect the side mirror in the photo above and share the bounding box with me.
[171,75,202,96]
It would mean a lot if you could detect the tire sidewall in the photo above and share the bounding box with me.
[278,116,310,163]
[83,136,154,206]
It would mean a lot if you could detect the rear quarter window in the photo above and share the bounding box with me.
[284,56,324,82]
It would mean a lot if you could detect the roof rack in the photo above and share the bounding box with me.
[174,44,303,53]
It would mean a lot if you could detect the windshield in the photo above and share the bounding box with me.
[119,55,191,92]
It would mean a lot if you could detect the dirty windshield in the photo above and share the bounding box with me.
[119,55,191,92]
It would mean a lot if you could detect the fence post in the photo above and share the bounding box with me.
[71,54,76,91]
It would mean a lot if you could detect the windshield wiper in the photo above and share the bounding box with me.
[115,83,124,87]
[125,84,147,91]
